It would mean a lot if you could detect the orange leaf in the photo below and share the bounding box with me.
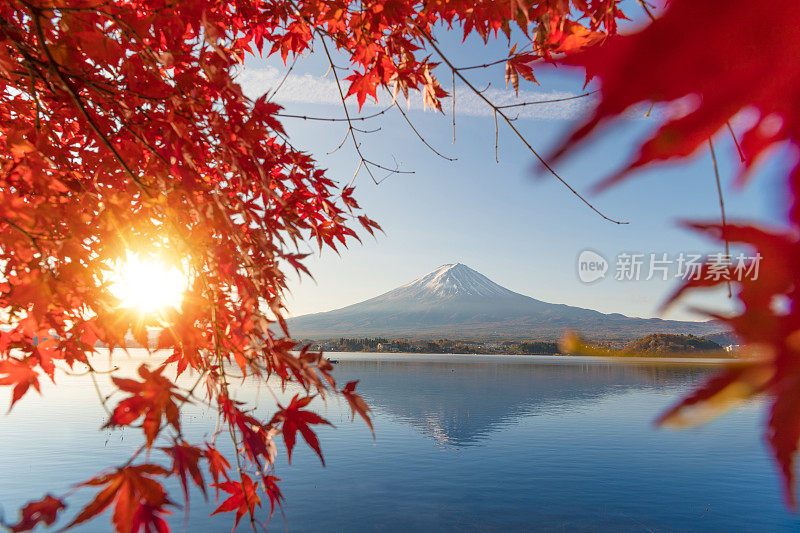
[0,358,40,411]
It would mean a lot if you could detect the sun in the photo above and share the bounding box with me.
[107,251,190,314]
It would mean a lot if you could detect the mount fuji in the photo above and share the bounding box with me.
[287,263,722,341]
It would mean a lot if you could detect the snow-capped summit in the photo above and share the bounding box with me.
[287,263,721,340]
[385,263,518,300]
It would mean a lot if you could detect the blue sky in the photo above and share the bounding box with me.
[238,17,787,322]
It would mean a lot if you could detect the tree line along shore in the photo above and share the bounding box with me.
[93,331,737,357]
[301,333,736,357]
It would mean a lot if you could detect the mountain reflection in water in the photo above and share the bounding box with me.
[333,355,710,447]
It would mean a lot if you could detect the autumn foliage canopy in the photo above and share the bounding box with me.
[0,0,799,531]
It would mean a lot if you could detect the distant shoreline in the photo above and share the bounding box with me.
[322,349,731,358]
[326,352,736,365]
[302,335,735,359]
[91,347,736,365]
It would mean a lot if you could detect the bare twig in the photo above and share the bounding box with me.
[89,367,113,416]
[497,90,598,110]
[637,0,657,21]
[494,110,499,163]
[352,125,381,134]
[394,101,456,161]
[328,127,351,155]
[317,34,413,183]
[416,26,627,225]
[455,58,508,71]
[266,55,299,103]
[709,138,732,298]
[454,43,535,72]
[451,69,456,144]
[276,106,391,122]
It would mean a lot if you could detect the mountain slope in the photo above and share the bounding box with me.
[287,263,722,341]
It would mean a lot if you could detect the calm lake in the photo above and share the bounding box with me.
[1,351,798,532]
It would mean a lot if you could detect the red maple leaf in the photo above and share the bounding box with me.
[270,394,332,465]
[768,374,800,509]
[341,380,373,434]
[204,443,232,491]
[345,72,379,109]
[219,394,276,466]
[261,474,284,519]
[550,0,800,201]
[104,365,186,446]
[652,222,800,507]
[161,440,206,506]
[211,474,261,531]
[542,17,606,56]
[6,494,65,532]
[505,45,539,95]
[66,465,173,533]
[129,501,170,533]
[546,1,800,509]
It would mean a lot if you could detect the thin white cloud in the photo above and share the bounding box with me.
[237,66,597,121]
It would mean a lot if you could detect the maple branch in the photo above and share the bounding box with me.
[88,367,113,416]
[708,138,732,298]
[120,443,148,468]
[474,81,492,94]
[283,1,430,183]
[96,8,163,66]
[494,110,500,163]
[455,57,508,71]
[0,21,52,132]
[27,6,154,198]
[328,127,351,155]
[177,370,209,409]
[0,217,66,282]
[275,106,391,122]
[416,26,628,225]
[61,363,119,377]
[637,0,657,21]
[316,30,413,184]
[206,283,258,529]
[453,43,535,72]
[393,101,457,161]
[497,90,598,110]
[2,218,45,250]
[352,125,381,134]
[451,69,456,143]
[266,54,299,103]
[22,60,42,131]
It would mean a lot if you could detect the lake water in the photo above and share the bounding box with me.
[1,351,798,532]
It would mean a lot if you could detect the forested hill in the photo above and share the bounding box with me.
[624,334,723,354]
